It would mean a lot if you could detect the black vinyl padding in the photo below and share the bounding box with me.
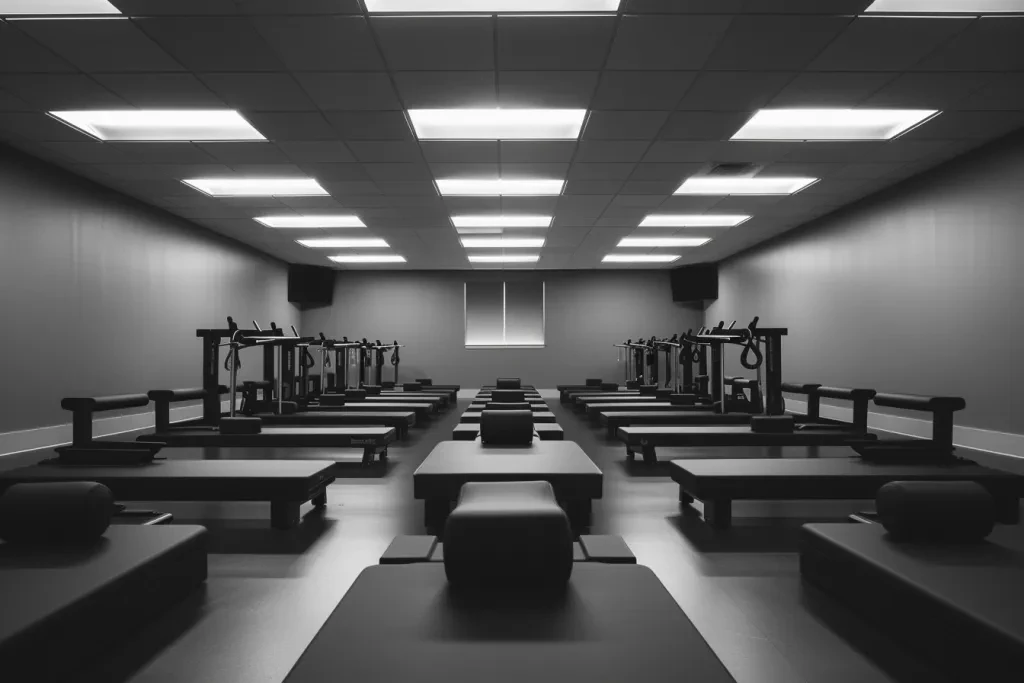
[416,379,433,386]
[600,382,619,391]
[61,395,149,413]
[639,384,658,395]
[219,416,262,434]
[877,481,995,542]
[443,481,573,591]
[345,389,368,400]
[801,523,1024,682]
[0,525,207,683]
[483,402,532,411]
[781,382,822,395]
[362,385,382,395]
[318,394,345,406]
[480,410,534,445]
[148,387,226,403]
[670,393,697,406]
[404,383,423,392]
[815,386,877,401]
[0,483,114,544]
[586,378,603,387]
[496,378,522,389]
[750,415,795,434]
[873,393,966,413]
[491,389,526,403]
[728,378,758,388]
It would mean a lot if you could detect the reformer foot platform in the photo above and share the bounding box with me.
[0,483,208,682]
[282,481,735,683]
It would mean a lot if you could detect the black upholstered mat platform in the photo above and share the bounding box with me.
[452,424,564,441]
[283,563,735,683]
[461,411,557,424]
[255,411,416,437]
[0,525,207,682]
[618,425,871,463]
[801,523,1024,682]
[305,402,435,418]
[138,425,396,450]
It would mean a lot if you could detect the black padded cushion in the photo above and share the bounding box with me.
[480,410,534,445]
[669,393,697,406]
[878,481,995,542]
[601,382,619,391]
[751,415,794,434]
[219,416,262,434]
[0,483,113,544]
[275,401,298,415]
[345,389,367,400]
[586,378,603,387]
[403,383,423,392]
[416,378,433,386]
[60,395,149,413]
[443,481,573,592]
[873,393,966,413]
[639,384,658,396]
[781,382,821,395]
[485,402,532,411]
[319,394,345,406]
[625,381,639,390]
[147,388,214,403]
[363,385,383,395]
[491,389,526,403]
[816,386,877,402]
[496,378,522,389]
[382,381,396,389]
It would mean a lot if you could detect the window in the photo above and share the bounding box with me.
[465,281,545,348]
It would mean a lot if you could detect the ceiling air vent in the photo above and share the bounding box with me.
[707,162,760,177]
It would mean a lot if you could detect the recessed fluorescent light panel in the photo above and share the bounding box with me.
[456,227,504,235]
[0,0,120,15]
[618,238,711,248]
[366,0,621,12]
[183,178,328,197]
[603,254,681,263]
[864,0,1024,12]
[49,110,264,142]
[255,215,365,228]
[298,238,389,249]
[330,255,407,264]
[437,179,564,196]
[460,238,545,248]
[675,177,818,196]
[639,215,750,228]
[732,109,939,141]
[468,255,540,263]
[452,215,553,228]
[409,109,586,141]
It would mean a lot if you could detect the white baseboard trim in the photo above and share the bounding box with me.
[0,400,235,459]
[786,399,1024,464]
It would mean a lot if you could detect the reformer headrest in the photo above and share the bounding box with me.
[601,382,619,392]
[382,381,396,389]
[877,481,994,542]
[480,410,534,445]
[750,415,794,433]
[416,378,433,386]
[362,385,383,395]
[781,382,821,395]
[484,402,531,411]
[873,393,966,413]
[0,482,114,544]
[61,394,149,413]
[319,394,345,406]
[219,416,262,434]
[625,381,639,390]
[496,378,522,389]
[491,389,526,403]
[403,382,423,392]
[585,378,603,387]
[443,481,573,592]
[345,389,367,400]
[669,393,697,406]
[639,384,658,396]
[148,387,226,403]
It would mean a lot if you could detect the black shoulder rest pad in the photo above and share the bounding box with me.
[496,377,522,389]
[61,394,149,412]
[873,393,966,413]
[415,378,433,386]
[728,377,758,388]
[147,388,215,403]
[585,378,603,387]
[781,382,822,395]
[815,386,877,401]
[403,383,423,392]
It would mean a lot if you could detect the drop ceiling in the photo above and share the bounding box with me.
[0,0,1022,269]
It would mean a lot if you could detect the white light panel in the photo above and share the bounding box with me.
[864,0,1024,12]
[437,179,564,196]
[183,178,328,197]
[603,254,681,263]
[639,215,750,228]
[298,238,389,249]
[460,238,546,248]
[255,215,365,228]
[366,0,621,12]
[49,110,264,142]
[732,109,939,141]
[330,255,407,263]
[456,226,505,235]
[618,237,711,248]
[409,109,586,140]
[468,255,540,263]
[452,215,553,228]
[675,177,818,196]
[0,0,119,15]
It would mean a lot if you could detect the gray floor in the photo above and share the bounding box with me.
[28,399,961,683]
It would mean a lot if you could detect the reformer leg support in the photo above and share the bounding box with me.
[271,500,301,530]
[424,499,450,530]
[564,499,592,529]
[704,499,733,528]
[312,490,328,508]
[641,444,658,466]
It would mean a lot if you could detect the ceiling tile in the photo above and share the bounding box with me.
[245,112,339,140]
[297,163,369,181]
[500,196,559,213]
[898,111,1024,141]
[199,73,316,111]
[677,71,794,111]
[136,17,283,72]
[0,75,126,110]
[574,141,650,163]
[582,111,669,141]
[295,72,401,111]
[563,180,625,195]
[15,18,184,73]
[0,22,75,74]
[496,15,616,70]
[629,162,702,181]
[374,182,440,197]
[372,17,494,71]
[195,142,291,164]
[41,141,135,164]
[236,0,363,14]
[364,163,433,182]
[769,72,895,107]
[429,162,499,177]
[277,141,355,163]
[500,141,577,163]
[420,141,498,164]
[326,111,414,140]
[347,141,423,163]
[864,72,992,110]
[394,71,496,108]
[0,112,95,142]
[618,181,677,196]
[497,71,600,108]
[704,15,853,71]
[658,111,751,140]
[592,71,696,110]
[500,162,570,178]
[252,15,385,71]
[321,181,381,196]
[607,15,733,70]
[914,17,1024,71]
[93,73,223,107]
[107,143,216,164]
[568,162,636,181]
[809,17,972,72]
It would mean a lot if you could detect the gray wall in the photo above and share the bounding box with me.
[301,270,702,388]
[708,132,1024,435]
[0,145,298,434]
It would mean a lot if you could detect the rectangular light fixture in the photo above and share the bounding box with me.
[0,0,120,15]
[732,109,939,141]
[255,215,365,228]
[460,238,545,248]
[49,110,264,142]
[675,177,818,196]
[366,0,621,12]
[183,178,328,197]
[409,109,586,141]
[329,255,406,264]
[456,226,504,235]
[452,215,553,228]
[617,237,711,248]
[639,214,750,228]
[864,0,1024,12]
[603,254,681,263]
[468,255,540,263]
[437,179,564,196]
[298,238,389,249]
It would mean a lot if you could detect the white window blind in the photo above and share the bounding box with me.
[465,281,545,347]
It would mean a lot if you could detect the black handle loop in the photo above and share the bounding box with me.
[740,332,763,370]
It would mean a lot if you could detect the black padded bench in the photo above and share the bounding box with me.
[379,534,635,565]
[461,411,557,424]
[453,423,564,441]
[599,410,751,437]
